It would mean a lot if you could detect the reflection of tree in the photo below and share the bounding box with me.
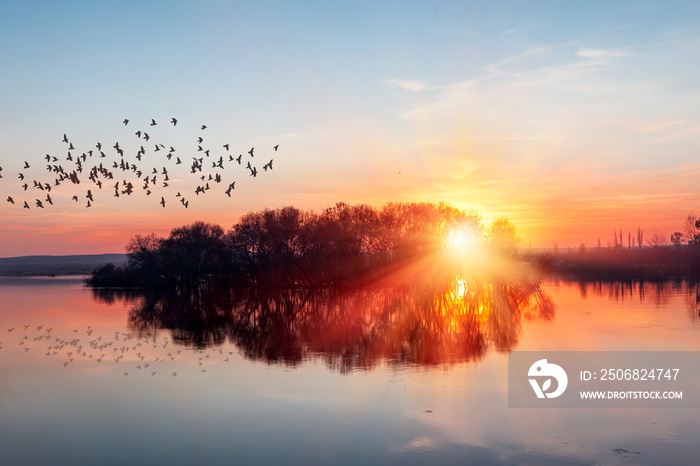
[99,275,554,372]
[570,279,692,306]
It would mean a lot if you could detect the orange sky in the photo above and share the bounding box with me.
[2,2,700,256]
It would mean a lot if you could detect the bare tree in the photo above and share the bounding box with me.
[637,228,643,248]
[646,232,667,248]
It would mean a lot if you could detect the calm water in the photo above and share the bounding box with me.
[1,276,699,465]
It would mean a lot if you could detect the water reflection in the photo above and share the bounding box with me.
[92,275,555,372]
[562,279,700,322]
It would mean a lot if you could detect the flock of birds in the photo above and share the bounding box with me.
[2,323,239,377]
[2,118,279,210]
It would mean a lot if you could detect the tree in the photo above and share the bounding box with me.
[488,217,519,255]
[646,232,667,248]
[637,228,644,248]
[683,213,700,245]
[126,233,167,285]
[161,221,231,287]
[671,232,684,246]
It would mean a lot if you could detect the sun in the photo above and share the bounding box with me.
[448,230,466,248]
[446,228,478,253]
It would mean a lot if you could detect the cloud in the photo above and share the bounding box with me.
[383,78,428,92]
[576,47,636,58]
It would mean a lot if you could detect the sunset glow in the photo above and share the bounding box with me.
[2,2,700,256]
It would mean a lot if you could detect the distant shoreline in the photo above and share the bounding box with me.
[0,254,126,277]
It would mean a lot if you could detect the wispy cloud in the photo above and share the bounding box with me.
[576,47,636,58]
[382,78,428,92]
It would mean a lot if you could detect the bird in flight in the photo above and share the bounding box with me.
[225,182,235,197]
[11,119,280,212]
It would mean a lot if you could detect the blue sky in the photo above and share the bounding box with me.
[1,1,700,254]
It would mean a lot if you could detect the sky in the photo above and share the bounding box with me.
[2,0,700,256]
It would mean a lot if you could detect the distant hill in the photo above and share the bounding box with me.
[0,254,127,276]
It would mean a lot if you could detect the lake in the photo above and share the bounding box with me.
[1,276,699,465]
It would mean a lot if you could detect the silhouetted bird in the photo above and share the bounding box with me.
[274,145,279,151]
[160,197,165,208]
[150,119,157,126]
[35,199,44,208]
[7,196,14,204]
[223,144,229,150]
[23,201,29,209]
[225,182,235,197]
[72,195,78,202]
[123,119,129,125]
[201,125,207,130]
[62,134,68,143]
[171,118,177,126]
[46,194,53,205]
[248,147,254,157]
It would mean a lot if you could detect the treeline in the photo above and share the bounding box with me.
[87,202,519,288]
[534,212,700,280]
[536,246,700,281]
